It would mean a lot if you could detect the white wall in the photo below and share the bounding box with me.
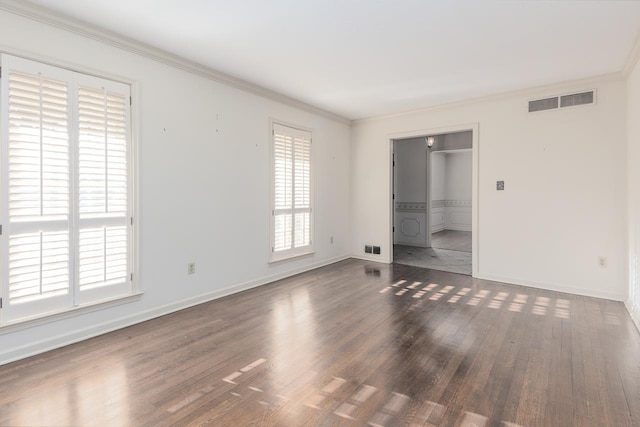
[0,10,351,364]
[445,151,472,201]
[627,55,640,331]
[430,152,447,232]
[431,151,473,233]
[443,151,472,231]
[431,152,447,201]
[351,77,627,300]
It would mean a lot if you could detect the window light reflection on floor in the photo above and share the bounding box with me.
[382,280,573,320]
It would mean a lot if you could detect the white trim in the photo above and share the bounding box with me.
[431,225,446,233]
[353,73,623,125]
[388,123,479,277]
[0,53,8,325]
[626,299,640,334]
[0,47,138,88]
[0,291,143,334]
[0,0,349,125]
[476,272,624,302]
[351,253,389,263]
[0,254,351,366]
[426,147,432,248]
[130,82,141,293]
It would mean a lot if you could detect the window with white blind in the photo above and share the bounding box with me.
[0,54,134,323]
[270,122,313,262]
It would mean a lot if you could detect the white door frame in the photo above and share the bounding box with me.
[388,123,479,277]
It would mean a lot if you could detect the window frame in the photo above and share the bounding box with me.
[0,53,139,326]
[269,119,314,263]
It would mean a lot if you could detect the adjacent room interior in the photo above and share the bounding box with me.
[1,1,640,426]
[393,131,473,275]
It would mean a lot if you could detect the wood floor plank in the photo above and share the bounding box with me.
[0,259,639,426]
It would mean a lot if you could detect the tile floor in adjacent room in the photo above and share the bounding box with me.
[394,229,472,275]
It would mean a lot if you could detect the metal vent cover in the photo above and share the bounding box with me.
[528,97,559,112]
[529,90,595,113]
[560,91,594,108]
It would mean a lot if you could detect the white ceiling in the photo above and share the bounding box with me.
[26,0,640,120]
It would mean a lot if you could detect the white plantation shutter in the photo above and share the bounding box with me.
[0,55,133,323]
[75,75,130,304]
[293,132,311,248]
[273,131,292,251]
[271,123,313,261]
[1,57,72,320]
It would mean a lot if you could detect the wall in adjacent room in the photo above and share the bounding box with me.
[445,151,472,201]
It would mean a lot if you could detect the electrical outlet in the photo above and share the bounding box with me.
[365,245,373,254]
[598,256,607,268]
[187,262,196,274]
[373,246,381,255]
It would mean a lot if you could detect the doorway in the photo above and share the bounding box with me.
[392,129,474,275]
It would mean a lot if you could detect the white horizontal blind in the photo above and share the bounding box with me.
[271,123,312,261]
[1,56,72,320]
[76,75,130,303]
[0,55,132,322]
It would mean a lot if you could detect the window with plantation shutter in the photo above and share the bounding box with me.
[270,122,313,261]
[0,54,134,323]
[76,75,131,304]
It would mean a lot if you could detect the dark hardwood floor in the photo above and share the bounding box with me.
[1,259,639,426]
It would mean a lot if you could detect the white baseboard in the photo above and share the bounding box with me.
[393,242,428,248]
[350,253,391,264]
[0,254,351,366]
[475,272,625,302]
[443,225,472,231]
[430,226,471,232]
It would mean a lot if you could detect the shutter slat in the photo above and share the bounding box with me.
[78,85,128,217]
[78,226,128,290]
[8,230,69,303]
[7,70,70,223]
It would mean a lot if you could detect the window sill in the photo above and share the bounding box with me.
[0,291,144,335]
[269,249,315,264]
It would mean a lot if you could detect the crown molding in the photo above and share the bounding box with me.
[0,0,351,125]
[352,71,624,125]
[623,30,640,77]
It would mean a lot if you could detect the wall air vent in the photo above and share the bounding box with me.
[529,90,596,113]
[528,97,559,112]
[560,91,594,108]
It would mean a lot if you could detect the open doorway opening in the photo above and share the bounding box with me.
[392,130,473,275]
